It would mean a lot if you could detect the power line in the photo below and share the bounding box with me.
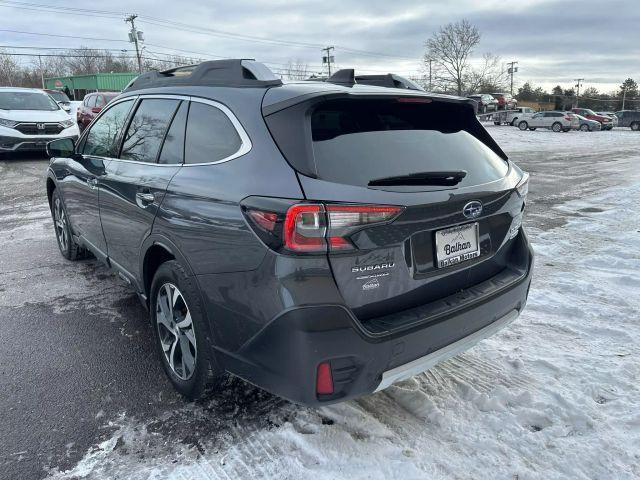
[0,0,418,62]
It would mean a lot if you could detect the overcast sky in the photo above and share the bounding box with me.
[2,0,639,93]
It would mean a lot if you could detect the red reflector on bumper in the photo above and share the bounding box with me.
[316,362,334,395]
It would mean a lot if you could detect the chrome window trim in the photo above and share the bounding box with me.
[181,96,252,167]
[78,95,138,154]
[94,93,252,167]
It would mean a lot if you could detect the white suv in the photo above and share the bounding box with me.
[517,111,579,132]
[0,87,80,155]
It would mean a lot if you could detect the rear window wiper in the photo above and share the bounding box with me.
[368,170,467,187]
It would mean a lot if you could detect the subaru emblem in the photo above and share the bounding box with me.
[463,201,483,219]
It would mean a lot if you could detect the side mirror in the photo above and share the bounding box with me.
[46,138,76,159]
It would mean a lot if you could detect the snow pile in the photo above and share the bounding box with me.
[49,179,640,479]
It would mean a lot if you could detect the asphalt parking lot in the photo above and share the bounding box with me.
[1,128,639,479]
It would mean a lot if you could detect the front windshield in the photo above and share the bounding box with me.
[48,91,70,103]
[0,92,60,111]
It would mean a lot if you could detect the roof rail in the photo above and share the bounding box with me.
[123,59,282,92]
[325,69,423,91]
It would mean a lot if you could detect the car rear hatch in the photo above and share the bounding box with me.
[262,90,528,334]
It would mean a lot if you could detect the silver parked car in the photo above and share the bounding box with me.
[517,111,579,132]
[575,114,601,131]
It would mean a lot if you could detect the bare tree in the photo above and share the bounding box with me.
[464,53,509,94]
[0,49,20,86]
[425,19,480,96]
[283,59,310,80]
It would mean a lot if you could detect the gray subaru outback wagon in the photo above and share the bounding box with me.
[45,60,533,406]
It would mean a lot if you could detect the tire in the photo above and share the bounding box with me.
[150,260,221,400]
[518,121,528,131]
[552,122,562,132]
[529,128,536,131]
[51,189,85,260]
[631,122,640,131]
[494,121,501,125]
[579,124,589,132]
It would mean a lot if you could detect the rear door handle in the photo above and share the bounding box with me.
[135,192,156,208]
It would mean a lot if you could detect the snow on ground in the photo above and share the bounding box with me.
[47,128,640,480]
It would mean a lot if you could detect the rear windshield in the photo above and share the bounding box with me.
[310,99,508,188]
[48,91,70,103]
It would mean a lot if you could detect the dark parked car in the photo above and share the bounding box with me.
[467,94,498,113]
[45,60,533,406]
[491,93,517,110]
[614,110,640,130]
[76,91,119,131]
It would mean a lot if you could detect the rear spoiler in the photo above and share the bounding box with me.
[325,69,424,92]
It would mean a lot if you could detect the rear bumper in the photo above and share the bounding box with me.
[217,230,534,406]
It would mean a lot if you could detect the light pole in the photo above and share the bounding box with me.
[574,78,584,107]
[507,61,518,95]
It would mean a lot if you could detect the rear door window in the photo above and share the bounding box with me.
[184,102,242,164]
[158,101,188,165]
[120,98,180,163]
[310,99,508,188]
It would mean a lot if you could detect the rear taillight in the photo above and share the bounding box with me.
[242,199,403,254]
[325,205,402,252]
[284,204,327,252]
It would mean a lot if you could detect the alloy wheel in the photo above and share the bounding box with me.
[156,283,197,380]
[54,197,69,252]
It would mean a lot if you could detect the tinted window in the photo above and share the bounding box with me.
[95,95,105,108]
[89,95,98,107]
[184,102,242,164]
[310,99,508,188]
[158,101,188,165]
[120,99,180,163]
[83,99,134,157]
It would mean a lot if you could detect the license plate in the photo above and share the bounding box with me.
[435,223,480,268]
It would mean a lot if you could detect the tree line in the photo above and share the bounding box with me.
[0,47,199,88]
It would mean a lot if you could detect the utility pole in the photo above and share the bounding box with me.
[37,55,44,89]
[427,58,433,91]
[622,85,628,110]
[574,78,584,107]
[322,46,335,77]
[125,14,143,73]
[507,61,518,95]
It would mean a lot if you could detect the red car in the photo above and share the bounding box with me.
[570,108,614,130]
[76,91,119,131]
[490,92,518,110]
